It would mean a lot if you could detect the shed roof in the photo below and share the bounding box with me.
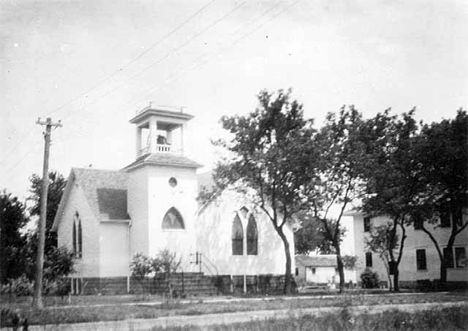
[123,153,202,171]
[295,255,337,267]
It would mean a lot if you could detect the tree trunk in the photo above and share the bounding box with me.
[276,226,292,294]
[440,262,447,289]
[393,267,399,292]
[335,245,345,293]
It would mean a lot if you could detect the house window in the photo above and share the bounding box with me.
[73,212,82,258]
[162,207,185,229]
[364,217,371,232]
[455,247,467,268]
[232,214,243,255]
[246,215,258,255]
[443,247,455,268]
[365,252,372,267]
[295,268,299,276]
[311,268,316,275]
[413,214,423,230]
[416,249,427,270]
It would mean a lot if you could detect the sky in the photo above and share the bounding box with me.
[1,0,467,200]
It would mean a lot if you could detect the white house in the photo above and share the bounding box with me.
[52,106,295,294]
[346,211,468,288]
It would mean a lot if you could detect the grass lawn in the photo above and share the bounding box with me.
[149,306,468,331]
[1,291,467,326]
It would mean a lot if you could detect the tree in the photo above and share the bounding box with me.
[307,106,367,292]
[213,89,317,294]
[0,191,28,283]
[294,212,333,255]
[365,223,399,290]
[362,109,420,292]
[411,109,468,286]
[29,171,66,251]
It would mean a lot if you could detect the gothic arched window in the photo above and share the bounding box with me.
[232,214,243,255]
[162,207,185,229]
[73,212,82,258]
[247,214,258,255]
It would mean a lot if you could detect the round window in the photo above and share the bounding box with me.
[169,177,178,187]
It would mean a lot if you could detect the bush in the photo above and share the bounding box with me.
[1,275,34,296]
[360,268,380,289]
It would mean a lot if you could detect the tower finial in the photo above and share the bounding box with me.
[149,101,153,108]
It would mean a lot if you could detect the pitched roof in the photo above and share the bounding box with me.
[295,255,337,267]
[123,153,202,171]
[73,168,130,221]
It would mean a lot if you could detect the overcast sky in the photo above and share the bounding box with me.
[1,0,467,200]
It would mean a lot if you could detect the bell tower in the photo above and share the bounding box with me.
[125,104,202,272]
[131,104,193,158]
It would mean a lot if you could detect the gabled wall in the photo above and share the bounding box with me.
[196,189,295,276]
[57,180,100,277]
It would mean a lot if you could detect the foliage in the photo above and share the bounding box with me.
[29,171,67,250]
[213,89,317,294]
[360,268,380,289]
[1,275,34,296]
[361,109,421,291]
[157,249,181,274]
[0,191,28,283]
[365,223,398,290]
[294,212,333,255]
[130,253,153,282]
[410,109,468,284]
[307,106,367,291]
[341,255,358,270]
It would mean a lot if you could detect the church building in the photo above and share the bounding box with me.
[52,106,295,294]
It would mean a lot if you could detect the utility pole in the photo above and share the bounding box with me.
[33,117,61,309]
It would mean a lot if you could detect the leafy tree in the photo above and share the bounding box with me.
[361,109,421,291]
[307,106,367,292]
[213,89,317,294]
[342,255,358,271]
[411,109,468,286]
[294,212,333,255]
[365,223,399,290]
[130,253,153,293]
[0,191,28,283]
[29,171,66,250]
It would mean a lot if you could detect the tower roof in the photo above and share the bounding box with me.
[130,106,194,126]
[122,153,203,171]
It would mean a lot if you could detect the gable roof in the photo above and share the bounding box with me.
[52,168,130,231]
[295,255,337,267]
[123,153,202,171]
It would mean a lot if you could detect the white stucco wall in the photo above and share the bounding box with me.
[353,214,468,284]
[56,180,100,277]
[196,190,295,276]
[99,222,129,277]
[127,165,199,272]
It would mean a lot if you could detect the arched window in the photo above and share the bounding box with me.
[162,207,185,229]
[247,214,258,255]
[239,206,249,219]
[232,214,243,255]
[73,212,82,258]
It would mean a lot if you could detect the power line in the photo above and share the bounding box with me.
[1,0,217,166]
[59,1,247,123]
[45,0,217,118]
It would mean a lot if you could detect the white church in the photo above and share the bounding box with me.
[52,106,295,294]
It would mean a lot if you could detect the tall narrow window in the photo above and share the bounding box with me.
[72,222,77,255]
[232,215,243,255]
[416,249,427,270]
[440,208,451,228]
[455,247,467,268]
[443,247,454,268]
[413,214,423,230]
[78,220,82,258]
[247,215,258,255]
[162,207,185,229]
[365,252,373,267]
[364,217,371,232]
[73,212,82,258]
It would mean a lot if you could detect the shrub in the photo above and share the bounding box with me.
[360,268,380,288]
[1,275,34,296]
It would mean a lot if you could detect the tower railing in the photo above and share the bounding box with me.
[139,144,181,156]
